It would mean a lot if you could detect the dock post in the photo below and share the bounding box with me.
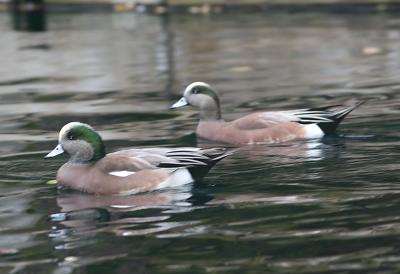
[11,0,46,31]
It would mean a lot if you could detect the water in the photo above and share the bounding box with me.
[0,12,400,274]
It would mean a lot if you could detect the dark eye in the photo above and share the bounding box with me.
[67,132,76,140]
[193,88,199,94]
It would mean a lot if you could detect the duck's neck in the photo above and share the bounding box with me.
[199,102,222,121]
[68,142,105,164]
[92,143,106,162]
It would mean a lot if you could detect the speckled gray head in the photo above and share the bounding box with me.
[45,122,105,163]
[171,82,221,120]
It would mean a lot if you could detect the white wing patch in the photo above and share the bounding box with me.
[109,171,136,177]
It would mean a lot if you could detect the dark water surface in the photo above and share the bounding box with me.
[1,12,400,274]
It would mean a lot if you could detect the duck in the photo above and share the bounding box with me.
[171,82,363,145]
[44,122,231,195]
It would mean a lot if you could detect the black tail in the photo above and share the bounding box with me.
[158,148,236,182]
[188,148,235,182]
[311,101,363,135]
[294,101,363,135]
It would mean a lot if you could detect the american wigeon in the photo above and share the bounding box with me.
[45,122,231,195]
[171,82,363,145]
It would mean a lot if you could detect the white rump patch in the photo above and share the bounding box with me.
[109,171,136,177]
[304,124,324,139]
[157,168,193,190]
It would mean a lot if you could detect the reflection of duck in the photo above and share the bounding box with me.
[171,82,362,146]
[50,186,196,240]
[45,122,232,195]
[56,188,192,213]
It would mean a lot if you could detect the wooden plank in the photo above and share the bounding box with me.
[167,0,400,4]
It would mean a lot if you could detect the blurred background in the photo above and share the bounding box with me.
[1,1,400,273]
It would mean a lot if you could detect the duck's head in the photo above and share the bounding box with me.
[171,82,221,120]
[45,122,106,163]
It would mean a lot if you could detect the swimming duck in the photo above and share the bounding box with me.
[171,82,362,145]
[45,122,231,195]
